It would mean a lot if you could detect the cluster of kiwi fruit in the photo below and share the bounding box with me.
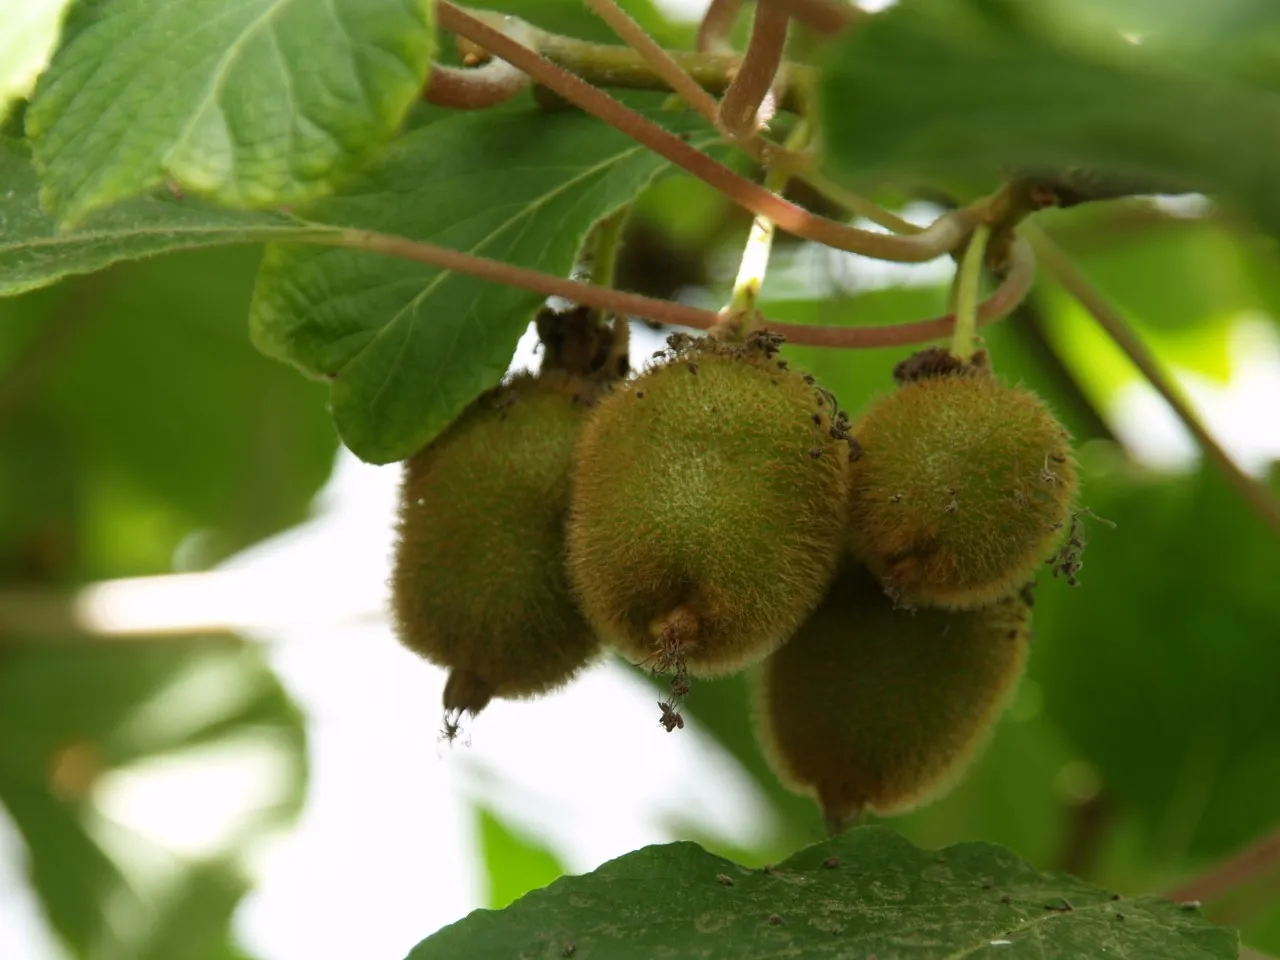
[391,303,1081,830]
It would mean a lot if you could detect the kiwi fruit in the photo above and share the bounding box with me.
[391,371,601,724]
[566,332,854,689]
[846,356,1077,609]
[755,562,1031,832]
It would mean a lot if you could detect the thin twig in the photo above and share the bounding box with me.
[437,1,975,263]
[770,0,862,34]
[696,0,742,52]
[313,228,1033,350]
[718,0,790,138]
[1023,222,1280,540]
[583,0,722,125]
[423,60,530,109]
[1165,826,1280,904]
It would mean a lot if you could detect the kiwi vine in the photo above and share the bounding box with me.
[376,0,1280,832]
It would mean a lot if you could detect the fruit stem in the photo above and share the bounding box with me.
[590,207,630,290]
[590,207,633,372]
[722,121,810,333]
[950,222,991,362]
[1023,221,1280,540]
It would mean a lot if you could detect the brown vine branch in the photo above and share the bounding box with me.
[1165,826,1280,904]
[696,0,742,52]
[515,15,815,113]
[437,1,975,263]
[1023,222,1280,539]
[423,60,530,109]
[315,228,1033,350]
[718,0,790,138]
[770,0,862,34]
[583,0,722,125]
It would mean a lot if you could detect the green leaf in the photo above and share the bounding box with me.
[0,245,339,574]
[409,826,1237,959]
[251,96,718,463]
[476,806,567,910]
[0,137,331,297]
[25,0,433,224]
[818,0,1280,234]
[1034,466,1280,864]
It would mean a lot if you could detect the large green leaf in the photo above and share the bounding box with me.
[409,826,1236,958]
[0,245,338,574]
[818,0,1280,234]
[476,805,567,910]
[1034,466,1280,866]
[25,0,433,225]
[251,95,719,463]
[0,138,329,297]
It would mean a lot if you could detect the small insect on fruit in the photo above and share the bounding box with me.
[846,350,1078,609]
[755,562,1031,834]
[392,372,601,730]
[567,332,853,691]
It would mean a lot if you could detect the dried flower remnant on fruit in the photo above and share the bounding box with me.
[392,373,603,737]
[756,564,1031,831]
[567,332,853,724]
[847,352,1078,609]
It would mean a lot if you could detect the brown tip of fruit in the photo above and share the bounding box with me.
[892,347,990,384]
[443,669,495,716]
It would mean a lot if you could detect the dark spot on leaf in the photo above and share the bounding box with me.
[823,856,841,869]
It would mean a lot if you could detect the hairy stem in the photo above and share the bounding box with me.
[438,1,975,263]
[696,0,742,51]
[1023,222,1280,539]
[770,0,863,34]
[423,59,530,108]
[1165,826,1280,904]
[590,207,630,290]
[583,0,722,125]
[315,229,1033,349]
[718,0,790,138]
[950,221,991,361]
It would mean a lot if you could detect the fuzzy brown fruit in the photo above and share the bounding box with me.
[392,372,600,721]
[756,563,1031,832]
[566,334,853,682]
[847,364,1077,609]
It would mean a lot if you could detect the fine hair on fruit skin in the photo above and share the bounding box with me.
[391,371,602,725]
[755,562,1031,833]
[846,360,1078,610]
[566,332,854,687]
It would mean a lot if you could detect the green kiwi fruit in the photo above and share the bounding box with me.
[847,357,1077,609]
[755,562,1031,832]
[566,333,854,688]
[392,371,601,723]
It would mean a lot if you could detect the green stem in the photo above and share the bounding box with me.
[590,207,630,290]
[725,121,809,325]
[951,222,991,361]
